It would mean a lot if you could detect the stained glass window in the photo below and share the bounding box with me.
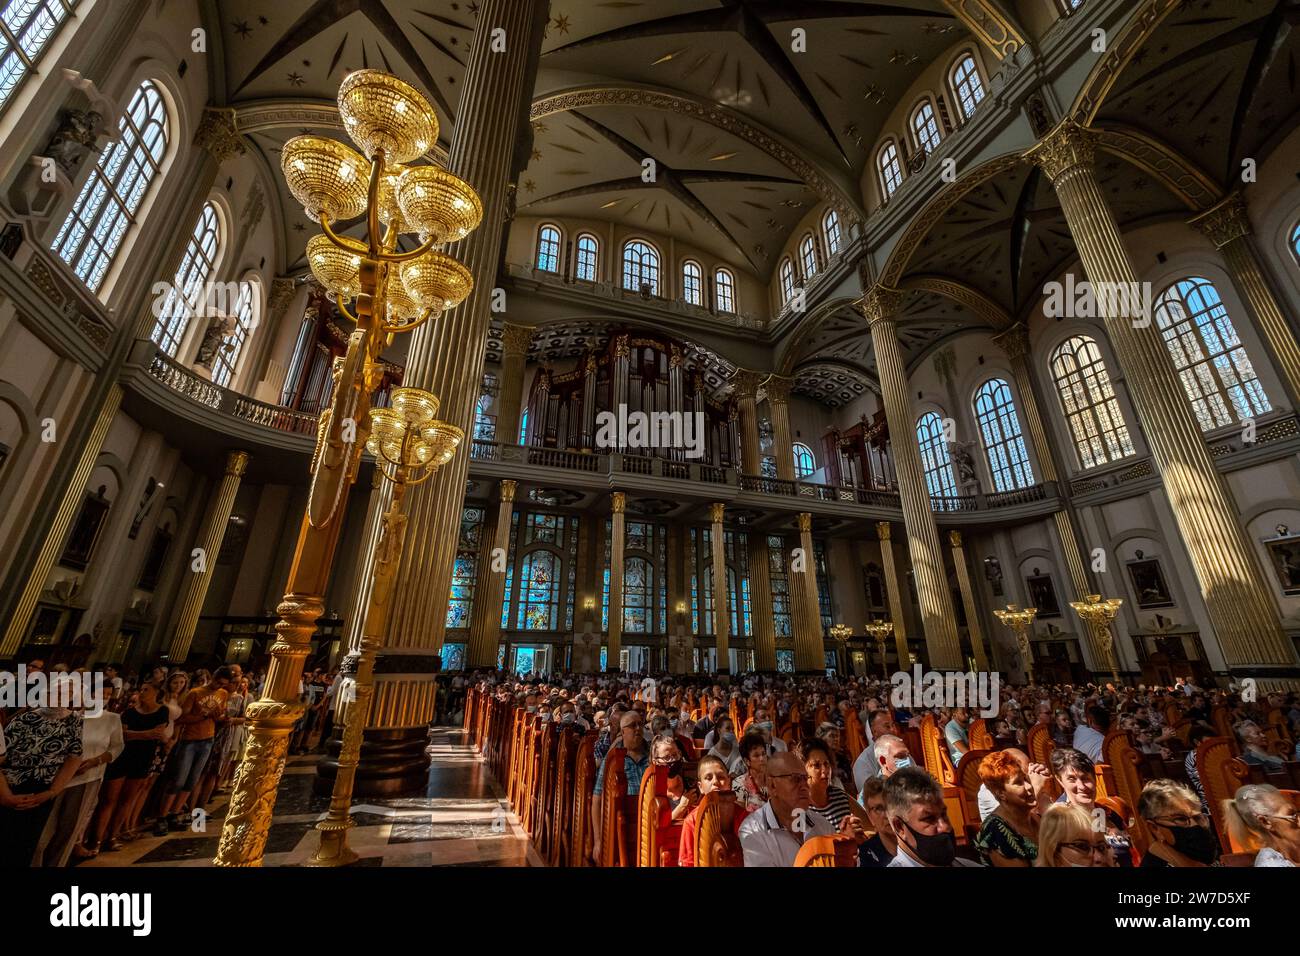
[211,277,257,387]
[536,224,560,272]
[565,516,579,631]
[768,534,792,637]
[625,556,652,633]
[1153,276,1271,431]
[517,550,560,630]
[54,79,170,293]
[917,411,958,501]
[815,538,832,633]
[974,378,1035,492]
[622,239,659,294]
[0,0,80,114]
[682,260,703,306]
[776,649,794,673]
[525,513,560,545]
[1050,335,1135,468]
[446,508,484,629]
[441,643,466,672]
[575,233,598,281]
[499,512,519,628]
[951,54,985,119]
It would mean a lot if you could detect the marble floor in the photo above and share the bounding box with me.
[79,727,541,867]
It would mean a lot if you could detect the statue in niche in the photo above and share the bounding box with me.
[195,314,238,369]
[46,109,103,179]
[949,439,979,489]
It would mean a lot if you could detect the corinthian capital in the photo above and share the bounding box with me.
[993,323,1031,361]
[731,369,764,401]
[194,107,246,164]
[501,322,533,357]
[1188,193,1250,248]
[797,512,812,533]
[708,502,725,524]
[860,285,906,327]
[1025,121,1095,182]
[763,374,793,405]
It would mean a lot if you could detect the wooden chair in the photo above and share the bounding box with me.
[532,721,556,854]
[637,765,686,867]
[969,718,994,751]
[919,713,957,786]
[1196,735,1254,853]
[1211,705,1233,741]
[1026,722,1055,769]
[844,714,869,763]
[694,791,744,867]
[794,834,859,867]
[550,727,578,866]
[1101,730,1150,857]
[598,750,636,867]
[570,731,597,867]
[955,749,990,839]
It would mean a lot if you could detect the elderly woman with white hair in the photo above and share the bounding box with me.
[1223,784,1300,867]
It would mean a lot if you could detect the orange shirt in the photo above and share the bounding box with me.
[178,686,229,741]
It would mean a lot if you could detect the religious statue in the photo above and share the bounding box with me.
[949,439,979,489]
[195,314,238,369]
[45,109,103,179]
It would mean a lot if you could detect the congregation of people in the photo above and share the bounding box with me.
[468,671,1300,869]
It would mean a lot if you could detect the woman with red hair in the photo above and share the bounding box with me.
[975,750,1040,866]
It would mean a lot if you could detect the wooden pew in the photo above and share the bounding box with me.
[597,749,637,867]
[955,749,990,838]
[549,726,578,866]
[1101,730,1150,857]
[794,834,859,867]
[1027,722,1055,769]
[1197,736,1255,853]
[637,765,686,867]
[919,713,957,786]
[969,718,994,751]
[694,791,744,867]
[570,731,597,867]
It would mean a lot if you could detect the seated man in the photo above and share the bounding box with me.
[1072,705,1110,763]
[944,708,970,768]
[852,709,901,791]
[738,751,835,866]
[591,711,650,864]
[885,766,982,867]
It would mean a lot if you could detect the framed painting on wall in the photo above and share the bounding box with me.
[1126,558,1175,608]
[1263,533,1300,595]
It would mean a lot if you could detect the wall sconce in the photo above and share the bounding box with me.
[583,596,595,612]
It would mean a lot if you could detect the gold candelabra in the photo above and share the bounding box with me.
[1070,593,1124,685]
[829,623,852,675]
[993,604,1038,684]
[863,620,894,679]
[308,388,462,866]
[216,69,481,867]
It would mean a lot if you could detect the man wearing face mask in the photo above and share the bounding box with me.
[751,708,787,753]
[884,766,983,867]
[1138,778,1221,867]
[853,709,901,790]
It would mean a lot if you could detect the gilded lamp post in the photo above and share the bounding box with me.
[829,623,852,674]
[864,620,894,679]
[216,70,481,867]
[1070,594,1124,685]
[994,604,1038,684]
[309,388,462,866]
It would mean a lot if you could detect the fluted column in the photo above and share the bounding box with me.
[467,480,516,668]
[876,521,912,668]
[864,288,964,669]
[668,346,685,461]
[1027,122,1295,678]
[580,352,597,451]
[732,370,763,474]
[166,451,250,663]
[496,324,531,445]
[608,492,626,672]
[793,513,825,672]
[747,532,777,672]
[948,531,988,671]
[709,503,730,674]
[765,375,796,480]
[1189,193,1300,405]
[374,0,549,739]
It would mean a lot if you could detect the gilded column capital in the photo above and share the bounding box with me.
[993,322,1031,361]
[535,368,551,392]
[860,285,907,328]
[500,322,532,358]
[1025,121,1096,183]
[731,369,764,401]
[708,502,725,524]
[584,352,598,375]
[948,529,963,549]
[614,333,630,359]
[194,107,246,164]
[225,450,251,477]
[763,374,793,405]
[876,520,892,541]
[1188,193,1250,249]
[797,512,812,533]
[669,343,683,368]
[499,479,516,503]
[611,491,626,514]
[726,401,738,423]
[268,278,297,318]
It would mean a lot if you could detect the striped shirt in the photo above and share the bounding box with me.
[809,784,853,828]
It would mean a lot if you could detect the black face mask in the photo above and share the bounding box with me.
[899,819,957,867]
[1163,823,1219,865]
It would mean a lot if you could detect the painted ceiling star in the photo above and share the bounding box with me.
[544,0,949,165]
[233,19,252,38]
[468,2,479,14]
[530,147,542,161]
[523,179,536,193]
[552,14,572,35]
[287,72,305,86]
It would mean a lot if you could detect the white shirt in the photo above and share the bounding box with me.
[977,783,999,821]
[887,846,983,867]
[707,744,747,776]
[739,801,836,867]
[1073,724,1106,763]
[853,746,881,792]
[78,711,124,784]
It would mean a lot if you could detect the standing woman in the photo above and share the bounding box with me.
[85,681,170,853]
[143,671,190,836]
[216,677,249,790]
[0,705,83,867]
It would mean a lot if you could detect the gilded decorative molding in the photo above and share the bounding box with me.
[1188,193,1251,248]
[669,343,683,368]
[225,450,251,478]
[876,520,892,542]
[730,369,763,400]
[194,107,247,164]
[948,529,963,548]
[267,278,297,318]
[530,86,862,226]
[860,285,907,327]
[1024,121,1096,183]
[762,374,793,405]
[500,478,516,503]
[613,333,630,358]
[941,0,1025,58]
[900,275,1011,329]
[611,491,626,514]
[1093,125,1222,212]
[993,323,1030,360]
[500,322,533,356]
[797,512,812,533]
[1069,0,1183,126]
[709,502,725,524]
[535,368,551,391]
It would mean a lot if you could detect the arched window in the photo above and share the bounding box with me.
[799,233,818,279]
[150,201,222,357]
[792,442,816,479]
[911,100,942,154]
[682,259,703,306]
[518,406,529,445]
[974,379,1035,492]
[536,224,560,272]
[1290,221,1300,263]
[877,140,903,198]
[575,233,598,281]
[1153,276,1271,430]
[53,79,170,293]
[211,277,258,387]
[779,258,795,304]
[622,239,659,295]
[1049,334,1134,469]
[517,550,560,630]
[823,209,841,256]
[715,267,735,313]
[916,411,958,501]
[623,556,653,633]
[950,54,985,120]
[0,0,79,112]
